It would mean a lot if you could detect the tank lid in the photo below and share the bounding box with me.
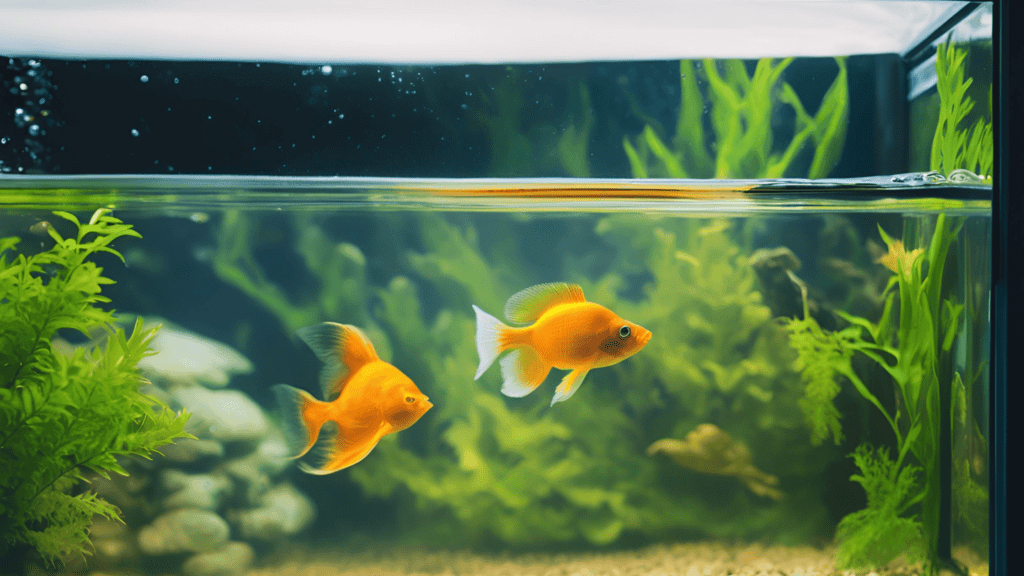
[0,0,982,63]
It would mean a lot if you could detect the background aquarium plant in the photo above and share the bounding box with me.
[0,2,995,576]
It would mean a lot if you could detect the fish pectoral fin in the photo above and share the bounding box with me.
[296,322,380,401]
[498,347,550,397]
[504,283,586,324]
[298,421,393,475]
[551,367,590,405]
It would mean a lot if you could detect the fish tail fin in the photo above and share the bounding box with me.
[498,347,550,397]
[472,304,511,379]
[272,384,330,459]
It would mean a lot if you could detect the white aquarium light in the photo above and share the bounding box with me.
[0,0,975,63]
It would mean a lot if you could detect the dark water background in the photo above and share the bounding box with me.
[2,56,895,178]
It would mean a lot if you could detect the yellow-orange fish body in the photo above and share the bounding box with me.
[473,283,652,404]
[274,322,432,475]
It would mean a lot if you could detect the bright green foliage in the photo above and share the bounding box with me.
[835,444,925,568]
[785,312,849,447]
[931,42,993,180]
[785,214,976,571]
[0,210,191,565]
[211,211,824,548]
[623,57,848,179]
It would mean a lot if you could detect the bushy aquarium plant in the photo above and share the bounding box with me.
[0,210,191,566]
[785,213,986,572]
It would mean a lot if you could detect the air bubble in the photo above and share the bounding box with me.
[27,125,40,137]
[131,129,140,137]
[140,75,149,83]
[321,65,332,75]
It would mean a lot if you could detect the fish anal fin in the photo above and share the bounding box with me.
[504,283,586,324]
[299,421,393,475]
[498,347,551,397]
[296,322,380,400]
[551,367,590,405]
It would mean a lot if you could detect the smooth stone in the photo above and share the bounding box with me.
[173,387,269,443]
[87,517,138,569]
[162,469,234,510]
[159,437,225,463]
[138,508,230,555]
[221,431,291,504]
[229,483,316,541]
[138,319,252,388]
[182,542,254,576]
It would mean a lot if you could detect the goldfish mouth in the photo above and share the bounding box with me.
[638,331,652,346]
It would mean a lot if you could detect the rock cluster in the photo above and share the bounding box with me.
[86,319,316,576]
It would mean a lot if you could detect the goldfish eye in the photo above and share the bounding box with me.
[405,396,416,404]
[618,325,631,339]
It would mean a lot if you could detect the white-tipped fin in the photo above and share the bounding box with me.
[498,348,550,397]
[551,368,590,405]
[473,305,507,379]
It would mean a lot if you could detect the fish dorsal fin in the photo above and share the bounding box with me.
[296,322,380,401]
[504,283,586,324]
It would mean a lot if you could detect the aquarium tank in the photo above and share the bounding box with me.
[0,1,1003,576]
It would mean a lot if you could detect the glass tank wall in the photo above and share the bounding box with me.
[0,2,994,576]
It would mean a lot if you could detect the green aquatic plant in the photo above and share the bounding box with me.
[209,211,828,548]
[462,69,595,177]
[785,214,972,572]
[834,444,925,567]
[931,41,993,180]
[0,210,191,565]
[623,57,848,179]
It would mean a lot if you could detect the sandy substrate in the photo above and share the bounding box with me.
[243,542,989,576]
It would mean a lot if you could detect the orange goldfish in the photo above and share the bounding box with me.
[273,322,432,474]
[473,282,652,405]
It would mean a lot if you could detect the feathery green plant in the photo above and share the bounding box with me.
[623,57,848,179]
[785,214,969,572]
[0,210,191,565]
[931,41,993,180]
[834,444,925,567]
